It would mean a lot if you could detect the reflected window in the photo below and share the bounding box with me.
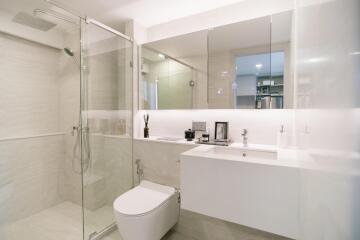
[235,51,284,109]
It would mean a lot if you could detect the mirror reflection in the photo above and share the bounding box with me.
[141,30,208,110]
[208,16,271,109]
[141,47,194,109]
[140,11,293,110]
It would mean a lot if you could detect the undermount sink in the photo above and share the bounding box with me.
[184,144,278,164]
[204,145,277,160]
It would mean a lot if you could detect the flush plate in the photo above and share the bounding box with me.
[192,121,206,131]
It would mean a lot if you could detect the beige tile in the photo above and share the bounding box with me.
[0,32,61,138]
[133,140,195,188]
[0,201,118,240]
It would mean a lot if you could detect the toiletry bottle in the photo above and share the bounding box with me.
[202,127,210,142]
[144,114,149,138]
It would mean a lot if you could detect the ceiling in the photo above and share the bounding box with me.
[0,0,248,30]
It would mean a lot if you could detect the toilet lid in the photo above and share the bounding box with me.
[114,181,176,216]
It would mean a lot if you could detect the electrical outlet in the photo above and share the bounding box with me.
[192,121,206,131]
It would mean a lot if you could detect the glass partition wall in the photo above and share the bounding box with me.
[81,20,133,240]
[0,1,133,240]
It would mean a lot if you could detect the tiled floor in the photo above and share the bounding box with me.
[0,201,115,240]
[0,201,191,240]
[103,229,197,240]
[0,201,290,240]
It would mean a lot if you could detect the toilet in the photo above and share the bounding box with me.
[113,181,180,240]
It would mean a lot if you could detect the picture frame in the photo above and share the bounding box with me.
[215,122,228,141]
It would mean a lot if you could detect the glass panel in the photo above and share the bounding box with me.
[208,16,271,109]
[141,30,208,109]
[81,21,133,239]
[271,10,294,109]
[141,47,193,109]
[0,1,83,240]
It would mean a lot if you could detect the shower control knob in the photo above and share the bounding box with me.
[72,126,79,136]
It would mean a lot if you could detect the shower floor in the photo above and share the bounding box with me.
[0,201,187,240]
[0,201,115,240]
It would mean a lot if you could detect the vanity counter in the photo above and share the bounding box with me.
[135,136,278,152]
[180,144,299,239]
[135,136,198,146]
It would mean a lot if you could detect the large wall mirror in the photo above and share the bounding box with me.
[140,10,293,110]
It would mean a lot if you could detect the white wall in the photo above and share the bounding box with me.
[295,0,360,239]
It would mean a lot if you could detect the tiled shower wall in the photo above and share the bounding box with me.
[0,32,66,224]
[0,29,134,228]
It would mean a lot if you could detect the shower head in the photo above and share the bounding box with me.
[12,12,56,32]
[64,48,75,56]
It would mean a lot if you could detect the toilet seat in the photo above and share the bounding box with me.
[114,181,175,217]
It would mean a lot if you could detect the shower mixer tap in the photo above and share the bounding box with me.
[71,125,80,136]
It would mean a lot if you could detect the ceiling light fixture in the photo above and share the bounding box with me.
[158,53,165,59]
[255,64,263,69]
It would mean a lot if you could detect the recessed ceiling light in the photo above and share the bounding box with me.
[255,64,263,69]
[158,53,165,59]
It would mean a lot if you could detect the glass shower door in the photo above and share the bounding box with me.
[80,19,134,239]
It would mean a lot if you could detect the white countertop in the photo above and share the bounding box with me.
[135,136,277,151]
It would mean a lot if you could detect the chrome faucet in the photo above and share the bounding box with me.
[241,129,248,147]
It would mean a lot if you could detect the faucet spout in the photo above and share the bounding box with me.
[241,129,248,147]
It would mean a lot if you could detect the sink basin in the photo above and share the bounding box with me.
[185,145,278,163]
[205,146,277,160]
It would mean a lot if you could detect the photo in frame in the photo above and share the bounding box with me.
[215,122,228,141]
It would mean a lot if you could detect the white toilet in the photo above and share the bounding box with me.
[113,181,180,240]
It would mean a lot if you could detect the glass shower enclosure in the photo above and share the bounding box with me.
[81,18,134,239]
[0,1,133,240]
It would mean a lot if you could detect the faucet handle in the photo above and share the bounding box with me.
[241,129,248,136]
